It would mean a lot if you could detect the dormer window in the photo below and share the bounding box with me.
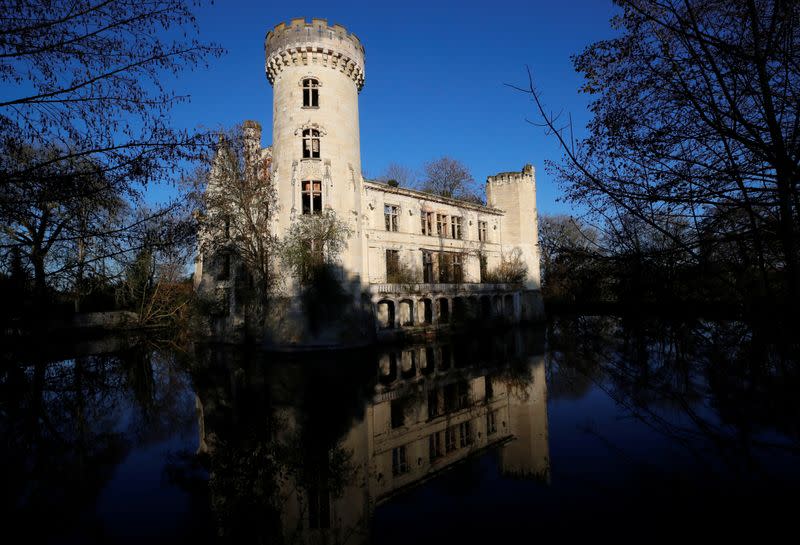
[302,128,320,158]
[302,78,319,108]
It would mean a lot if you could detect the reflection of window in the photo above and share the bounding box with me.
[302,78,320,108]
[386,249,400,283]
[422,250,434,283]
[487,410,497,435]
[427,389,440,419]
[308,470,330,529]
[459,421,473,447]
[429,432,443,461]
[421,211,433,235]
[436,214,447,237]
[392,445,409,475]
[384,204,399,231]
[391,398,405,429]
[451,216,462,239]
[478,220,487,242]
[302,128,320,158]
[301,180,322,214]
[445,426,457,453]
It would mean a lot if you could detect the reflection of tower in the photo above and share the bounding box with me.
[265,18,367,286]
[499,356,551,482]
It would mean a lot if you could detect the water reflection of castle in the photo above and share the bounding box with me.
[194,329,549,543]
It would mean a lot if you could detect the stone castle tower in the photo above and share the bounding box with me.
[265,18,367,286]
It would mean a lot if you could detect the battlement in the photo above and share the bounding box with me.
[486,164,535,186]
[265,18,366,91]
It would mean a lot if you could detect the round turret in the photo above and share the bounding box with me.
[265,18,366,91]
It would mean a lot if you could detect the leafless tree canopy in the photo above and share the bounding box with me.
[519,0,800,305]
[419,156,480,201]
[378,163,416,187]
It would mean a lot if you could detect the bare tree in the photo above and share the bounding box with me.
[379,163,416,187]
[197,123,277,297]
[515,0,800,305]
[0,1,222,299]
[419,157,480,201]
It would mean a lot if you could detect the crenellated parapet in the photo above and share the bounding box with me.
[265,18,366,91]
[486,164,535,187]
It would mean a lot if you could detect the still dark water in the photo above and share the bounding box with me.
[2,316,799,543]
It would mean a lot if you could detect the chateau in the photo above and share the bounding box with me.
[195,18,544,348]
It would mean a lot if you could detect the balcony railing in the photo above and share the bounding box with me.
[368,282,515,294]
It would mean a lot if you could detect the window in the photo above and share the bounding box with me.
[487,410,497,436]
[479,252,487,282]
[301,180,322,214]
[302,128,320,158]
[386,249,400,283]
[422,250,434,283]
[459,421,473,447]
[302,78,319,108]
[485,375,493,400]
[445,426,457,453]
[384,204,399,231]
[438,252,451,283]
[451,216,462,239]
[392,445,409,476]
[436,214,447,237]
[427,389,440,419]
[421,211,433,235]
[452,253,463,283]
[429,432,443,461]
[478,221,488,242]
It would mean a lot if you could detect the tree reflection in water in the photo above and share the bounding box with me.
[2,318,798,543]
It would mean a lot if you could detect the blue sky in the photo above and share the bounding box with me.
[167,0,620,216]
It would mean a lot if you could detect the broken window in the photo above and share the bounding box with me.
[301,180,322,214]
[391,398,405,429]
[421,211,433,235]
[422,250,434,283]
[479,252,487,282]
[386,249,400,282]
[302,128,320,158]
[478,220,488,242]
[436,213,447,237]
[438,252,451,283]
[451,216,462,239]
[452,253,463,283]
[302,78,320,108]
[384,204,399,231]
[392,445,409,476]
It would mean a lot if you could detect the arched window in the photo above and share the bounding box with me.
[302,78,319,108]
[302,128,320,159]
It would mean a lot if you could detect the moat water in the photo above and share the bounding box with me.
[2,316,798,543]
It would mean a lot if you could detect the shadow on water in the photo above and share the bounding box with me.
[1,316,799,543]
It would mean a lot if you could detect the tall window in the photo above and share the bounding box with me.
[445,426,457,453]
[302,78,319,108]
[392,445,409,476]
[429,432,443,461]
[451,216,462,239]
[452,253,463,283]
[302,128,320,158]
[302,180,322,214]
[384,204,399,231]
[422,250,434,283]
[438,252,451,283]
[386,249,400,282]
[487,410,497,436]
[479,252,487,282]
[436,214,447,237]
[478,221,488,242]
[421,211,433,235]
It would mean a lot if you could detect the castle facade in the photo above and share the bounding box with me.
[195,18,544,348]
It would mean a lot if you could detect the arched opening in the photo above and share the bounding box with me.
[438,298,450,323]
[419,298,433,325]
[493,295,502,317]
[401,350,416,378]
[399,299,414,326]
[420,347,434,375]
[504,294,515,318]
[378,353,397,385]
[480,295,492,318]
[377,299,395,329]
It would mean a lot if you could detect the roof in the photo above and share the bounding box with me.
[364,180,504,215]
